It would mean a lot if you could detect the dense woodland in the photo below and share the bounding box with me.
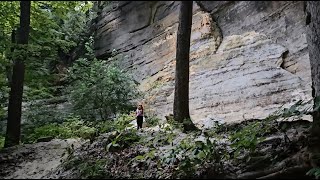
[1,1,320,179]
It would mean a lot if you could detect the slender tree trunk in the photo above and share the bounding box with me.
[173,1,197,132]
[307,1,320,137]
[4,1,31,148]
[306,1,320,167]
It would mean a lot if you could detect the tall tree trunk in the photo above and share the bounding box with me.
[4,1,31,148]
[173,1,197,132]
[306,1,320,167]
[307,1,320,138]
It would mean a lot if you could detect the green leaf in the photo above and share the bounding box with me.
[135,155,145,161]
[197,151,206,160]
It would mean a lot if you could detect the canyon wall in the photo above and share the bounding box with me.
[94,1,311,126]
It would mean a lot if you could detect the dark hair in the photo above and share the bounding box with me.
[138,104,143,111]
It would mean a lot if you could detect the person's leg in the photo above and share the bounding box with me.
[137,117,140,130]
[140,118,143,129]
[138,116,143,129]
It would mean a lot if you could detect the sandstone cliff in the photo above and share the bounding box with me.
[94,1,311,125]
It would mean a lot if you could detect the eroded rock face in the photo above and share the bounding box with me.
[94,1,311,124]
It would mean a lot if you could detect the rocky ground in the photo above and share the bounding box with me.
[0,118,316,179]
[0,139,85,179]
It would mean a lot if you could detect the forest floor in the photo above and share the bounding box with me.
[0,119,316,179]
[0,139,84,179]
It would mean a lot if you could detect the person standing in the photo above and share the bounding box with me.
[136,104,144,130]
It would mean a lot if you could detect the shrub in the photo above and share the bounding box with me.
[158,134,226,178]
[67,57,140,121]
[145,116,160,127]
[95,120,115,134]
[307,167,320,179]
[230,121,267,157]
[78,159,110,179]
[63,157,110,179]
[22,115,96,143]
[113,113,135,131]
[24,102,67,127]
[21,102,69,142]
[106,129,140,152]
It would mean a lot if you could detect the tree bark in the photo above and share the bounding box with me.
[173,1,197,132]
[4,1,31,148]
[307,1,320,137]
[306,1,320,167]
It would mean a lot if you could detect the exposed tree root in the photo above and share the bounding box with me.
[237,147,313,179]
[237,166,284,179]
[257,166,310,179]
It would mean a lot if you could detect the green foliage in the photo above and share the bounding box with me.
[68,56,140,120]
[166,115,184,130]
[129,149,157,168]
[139,129,176,150]
[92,113,135,137]
[128,123,227,178]
[63,156,110,179]
[23,115,96,143]
[24,86,54,101]
[21,101,68,135]
[0,1,97,103]
[89,112,136,135]
[0,55,9,121]
[229,99,313,158]
[113,114,135,131]
[307,167,320,179]
[145,116,160,127]
[95,120,115,134]
[159,134,227,178]
[63,155,81,170]
[24,123,71,143]
[78,159,109,179]
[0,135,4,149]
[0,82,8,121]
[230,121,268,156]
[21,104,63,142]
[105,129,140,152]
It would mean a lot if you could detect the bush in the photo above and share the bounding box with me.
[23,115,96,143]
[24,102,67,127]
[230,121,267,157]
[105,129,140,152]
[94,113,135,134]
[78,159,110,179]
[95,120,115,134]
[21,102,70,142]
[23,86,54,101]
[157,134,227,178]
[67,57,140,121]
[113,113,135,131]
[145,116,160,127]
[63,156,110,179]
[307,167,320,179]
